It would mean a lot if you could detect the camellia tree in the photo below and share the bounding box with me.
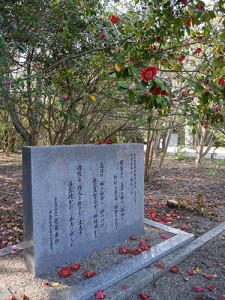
[0,0,225,175]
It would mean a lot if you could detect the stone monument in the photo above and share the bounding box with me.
[22,144,144,276]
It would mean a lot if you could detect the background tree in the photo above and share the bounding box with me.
[0,0,225,179]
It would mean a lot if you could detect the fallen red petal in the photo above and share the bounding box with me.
[194,286,204,292]
[202,273,214,279]
[206,283,217,292]
[139,293,149,300]
[167,217,173,223]
[141,244,151,251]
[170,266,180,273]
[121,285,128,290]
[130,235,138,241]
[119,246,128,254]
[95,290,106,299]
[132,248,142,255]
[139,240,146,247]
[155,262,165,269]
[171,211,178,217]
[181,225,189,231]
[186,269,195,276]
[83,270,96,278]
[148,197,154,201]
[161,216,167,223]
[70,263,81,271]
[161,234,168,240]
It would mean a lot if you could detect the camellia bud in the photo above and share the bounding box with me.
[64,95,70,101]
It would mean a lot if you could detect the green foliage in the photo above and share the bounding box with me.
[0,0,225,147]
[176,151,193,162]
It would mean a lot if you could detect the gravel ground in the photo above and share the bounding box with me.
[0,224,173,300]
[127,231,225,300]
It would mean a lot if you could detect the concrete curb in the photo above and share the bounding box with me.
[92,222,225,299]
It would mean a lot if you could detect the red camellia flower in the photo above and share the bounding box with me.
[95,139,103,145]
[161,90,169,96]
[195,47,202,54]
[215,105,221,111]
[110,15,119,24]
[215,113,223,119]
[105,138,113,144]
[59,267,72,278]
[141,66,158,82]
[204,120,210,128]
[83,270,96,278]
[196,36,203,41]
[186,17,194,27]
[95,290,106,299]
[148,209,157,219]
[100,33,105,40]
[70,263,81,271]
[219,78,225,85]
[149,45,157,51]
[178,55,185,63]
[183,39,189,46]
[152,86,162,95]
[196,2,205,10]
[183,0,187,5]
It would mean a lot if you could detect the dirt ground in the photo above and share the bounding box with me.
[0,153,225,248]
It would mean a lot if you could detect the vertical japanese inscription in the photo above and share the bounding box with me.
[49,209,53,250]
[133,153,137,203]
[68,181,75,247]
[119,160,126,221]
[99,162,105,229]
[54,197,59,245]
[130,153,137,203]
[114,175,119,230]
[76,165,84,236]
[92,177,98,238]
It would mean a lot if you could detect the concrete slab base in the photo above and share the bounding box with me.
[0,281,11,300]
[49,219,194,300]
[89,222,225,300]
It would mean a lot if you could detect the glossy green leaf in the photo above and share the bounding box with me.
[0,35,5,48]
[129,91,135,105]
[118,81,129,89]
